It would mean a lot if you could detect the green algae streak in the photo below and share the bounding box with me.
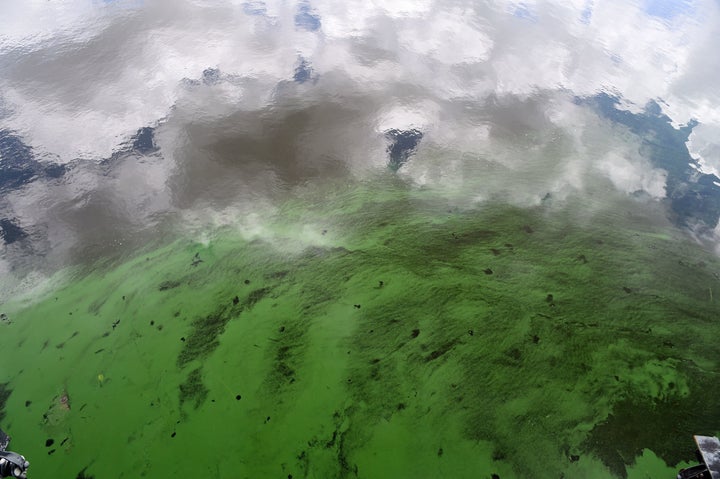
[1,180,719,479]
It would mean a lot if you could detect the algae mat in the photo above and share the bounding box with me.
[1,182,719,479]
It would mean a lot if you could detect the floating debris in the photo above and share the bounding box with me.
[59,391,71,411]
[42,388,71,428]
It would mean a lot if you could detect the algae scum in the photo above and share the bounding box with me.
[3,91,720,478]
[1,180,719,479]
[5,0,720,476]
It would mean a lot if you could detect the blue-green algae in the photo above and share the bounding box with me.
[1,180,719,479]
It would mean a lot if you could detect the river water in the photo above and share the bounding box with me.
[2,1,720,478]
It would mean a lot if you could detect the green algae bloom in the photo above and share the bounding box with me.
[1,179,718,479]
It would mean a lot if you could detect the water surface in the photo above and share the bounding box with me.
[2,1,720,477]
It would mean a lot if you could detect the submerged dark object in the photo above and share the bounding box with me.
[677,435,720,479]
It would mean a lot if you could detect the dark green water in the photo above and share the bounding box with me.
[2,179,718,478]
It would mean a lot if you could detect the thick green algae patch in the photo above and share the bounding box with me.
[1,183,720,478]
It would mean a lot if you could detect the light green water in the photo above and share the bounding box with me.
[1,179,718,478]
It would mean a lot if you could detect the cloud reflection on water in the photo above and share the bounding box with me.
[1,0,720,298]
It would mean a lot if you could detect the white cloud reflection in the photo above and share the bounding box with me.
[1,0,716,160]
[1,0,720,295]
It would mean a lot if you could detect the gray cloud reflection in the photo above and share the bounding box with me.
[1,0,719,299]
